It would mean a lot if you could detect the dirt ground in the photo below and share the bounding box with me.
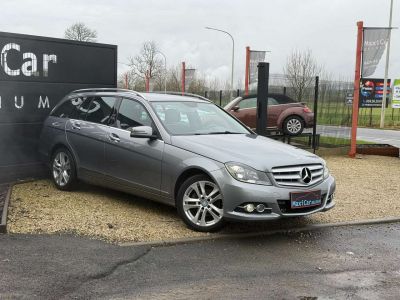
[7,155,400,243]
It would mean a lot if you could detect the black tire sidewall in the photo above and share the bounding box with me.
[283,116,304,136]
[176,174,225,232]
[51,147,77,191]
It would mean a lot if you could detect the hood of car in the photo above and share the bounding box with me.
[171,134,323,171]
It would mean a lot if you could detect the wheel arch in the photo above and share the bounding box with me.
[174,167,216,205]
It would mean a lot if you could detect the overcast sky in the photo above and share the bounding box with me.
[2,0,399,86]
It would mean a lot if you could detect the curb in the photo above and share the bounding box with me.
[118,216,400,247]
[0,184,12,234]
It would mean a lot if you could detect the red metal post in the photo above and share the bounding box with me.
[245,46,250,96]
[125,73,128,89]
[349,21,363,158]
[181,62,186,95]
[145,71,150,92]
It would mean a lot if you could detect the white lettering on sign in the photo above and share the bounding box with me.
[14,96,24,109]
[38,96,50,108]
[43,54,57,77]
[1,43,57,77]
[0,95,51,110]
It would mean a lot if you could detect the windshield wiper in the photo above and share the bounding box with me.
[205,131,243,135]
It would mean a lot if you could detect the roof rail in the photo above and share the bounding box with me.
[70,88,146,100]
[151,91,211,102]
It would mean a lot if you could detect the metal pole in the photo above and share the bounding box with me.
[380,0,393,128]
[312,76,319,153]
[145,71,150,92]
[181,62,185,95]
[205,27,235,98]
[219,90,222,106]
[349,21,364,158]
[245,46,250,96]
[156,51,167,93]
[256,62,269,136]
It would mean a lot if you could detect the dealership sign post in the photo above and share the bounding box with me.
[349,21,392,158]
[244,47,270,96]
[349,21,363,158]
[0,31,117,182]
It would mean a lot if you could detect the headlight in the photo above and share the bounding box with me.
[225,162,271,185]
[323,165,330,179]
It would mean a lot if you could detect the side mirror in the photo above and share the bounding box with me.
[130,126,157,139]
[232,106,240,112]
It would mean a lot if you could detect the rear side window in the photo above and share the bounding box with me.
[51,97,90,119]
[85,96,117,125]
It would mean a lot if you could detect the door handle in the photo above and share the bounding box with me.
[52,122,61,127]
[109,133,120,142]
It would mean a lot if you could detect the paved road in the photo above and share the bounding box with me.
[1,223,400,299]
[317,125,400,147]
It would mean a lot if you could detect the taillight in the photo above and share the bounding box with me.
[303,106,312,113]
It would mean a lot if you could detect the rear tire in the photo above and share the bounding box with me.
[51,148,77,191]
[283,115,304,136]
[176,175,225,232]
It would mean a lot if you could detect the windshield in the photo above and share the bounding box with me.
[150,101,251,135]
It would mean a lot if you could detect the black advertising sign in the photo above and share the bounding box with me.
[0,31,117,182]
[359,78,391,108]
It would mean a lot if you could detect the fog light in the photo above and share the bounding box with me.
[256,204,266,213]
[244,204,255,213]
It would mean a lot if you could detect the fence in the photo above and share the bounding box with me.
[203,78,356,148]
[121,74,399,148]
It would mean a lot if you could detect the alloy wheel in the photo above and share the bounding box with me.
[286,118,302,134]
[52,152,71,187]
[183,180,223,227]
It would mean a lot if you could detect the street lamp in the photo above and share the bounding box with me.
[205,26,235,98]
[155,51,167,93]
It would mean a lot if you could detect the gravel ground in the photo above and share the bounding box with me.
[7,155,400,243]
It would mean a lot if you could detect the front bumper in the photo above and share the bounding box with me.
[210,168,336,221]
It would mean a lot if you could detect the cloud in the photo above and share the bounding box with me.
[1,0,398,85]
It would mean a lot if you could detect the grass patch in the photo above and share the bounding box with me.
[291,135,374,148]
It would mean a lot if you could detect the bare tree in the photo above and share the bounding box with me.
[165,65,181,92]
[284,49,321,102]
[64,22,97,42]
[128,41,164,81]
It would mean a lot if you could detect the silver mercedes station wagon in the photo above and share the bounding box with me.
[39,89,336,231]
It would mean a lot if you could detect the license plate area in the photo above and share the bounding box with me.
[290,190,322,209]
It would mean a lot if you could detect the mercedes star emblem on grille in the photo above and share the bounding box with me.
[301,167,312,184]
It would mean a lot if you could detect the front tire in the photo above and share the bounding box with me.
[177,175,225,232]
[283,115,304,136]
[51,148,77,191]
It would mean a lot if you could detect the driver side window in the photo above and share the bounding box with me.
[238,98,257,109]
[116,99,153,130]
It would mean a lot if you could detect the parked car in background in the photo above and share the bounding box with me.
[224,94,314,136]
[39,89,335,232]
